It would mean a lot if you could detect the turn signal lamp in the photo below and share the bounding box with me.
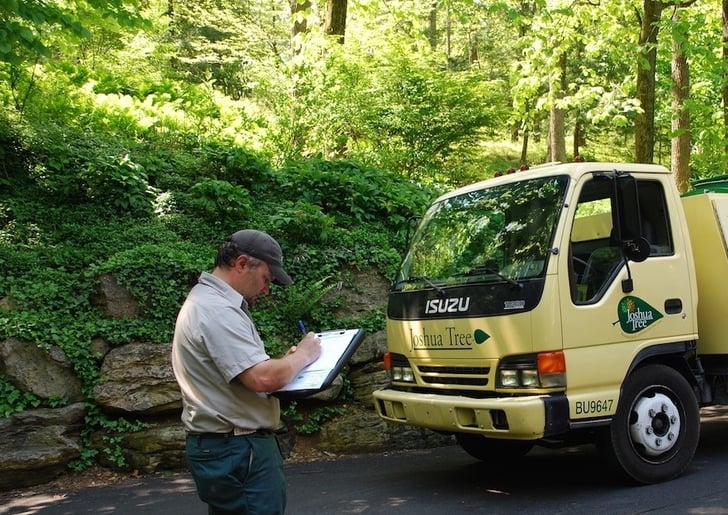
[538,351,566,387]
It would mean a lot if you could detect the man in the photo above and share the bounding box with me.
[172,229,321,515]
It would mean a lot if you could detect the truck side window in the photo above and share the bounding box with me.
[637,180,673,256]
[569,178,673,304]
[569,179,621,303]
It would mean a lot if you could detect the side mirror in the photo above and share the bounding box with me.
[612,172,650,262]
[623,237,650,263]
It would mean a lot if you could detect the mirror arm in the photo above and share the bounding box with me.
[621,259,634,293]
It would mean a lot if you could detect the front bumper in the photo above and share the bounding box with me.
[373,388,569,439]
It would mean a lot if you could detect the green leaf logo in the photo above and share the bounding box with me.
[617,296,663,334]
[474,329,490,344]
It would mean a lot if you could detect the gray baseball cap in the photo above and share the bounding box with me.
[229,229,293,286]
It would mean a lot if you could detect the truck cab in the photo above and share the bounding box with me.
[373,162,711,484]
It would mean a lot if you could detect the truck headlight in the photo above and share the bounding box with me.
[496,352,566,389]
[392,365,415,382]
[401,367,414,382]
[384,352,416,383]
[499,369,520,387]
[521,369,540,387]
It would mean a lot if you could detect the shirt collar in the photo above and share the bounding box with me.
[198,271,247,311]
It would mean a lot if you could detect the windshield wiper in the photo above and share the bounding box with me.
[459,266,522,289]
[395,276,447,298]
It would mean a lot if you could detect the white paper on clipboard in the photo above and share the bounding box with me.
[276,329,363,393]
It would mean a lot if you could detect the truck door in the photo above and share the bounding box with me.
[560,173,695,412]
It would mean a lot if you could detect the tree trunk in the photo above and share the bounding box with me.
[549,104,565,163]
[445,4,451,61]
[521,129,529,164]
[671,10,690,194]
[426,2,438,50]
[469,32,479,64]
[548,53,567,163]
[512,1,535,152]
[291,0,311,43]
[325,0,348,44]
[634,0,666,164]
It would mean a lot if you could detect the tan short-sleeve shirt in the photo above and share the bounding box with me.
[172,272,279,433]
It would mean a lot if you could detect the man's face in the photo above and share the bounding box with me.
[237,256,273,304]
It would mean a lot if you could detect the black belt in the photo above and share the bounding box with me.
[186,429,274,439]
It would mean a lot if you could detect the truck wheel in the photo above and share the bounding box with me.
[597,364,699,484]
[455,433,534,461]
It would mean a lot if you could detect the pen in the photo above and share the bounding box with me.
[297,320,307,334]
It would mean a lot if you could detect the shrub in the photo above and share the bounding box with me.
[181,179,252,224]
[198,142,273,190]
[276,159,436,229]
[80,154,159,214]
[268,200,335,245]
[88,242,212,323]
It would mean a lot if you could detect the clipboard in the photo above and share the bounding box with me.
[273,328,365,399]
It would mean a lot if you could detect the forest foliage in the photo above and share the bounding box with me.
[0,0,726,467]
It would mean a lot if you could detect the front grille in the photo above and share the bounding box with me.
[416,365,490,387]
[418,366,490,374]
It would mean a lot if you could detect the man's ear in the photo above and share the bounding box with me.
[236,254,250,271]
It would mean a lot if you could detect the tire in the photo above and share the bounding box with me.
[597,364,700,485]
[455,433,534,461]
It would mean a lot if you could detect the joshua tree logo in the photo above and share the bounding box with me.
[617,296,663,334]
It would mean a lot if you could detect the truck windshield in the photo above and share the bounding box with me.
[394,175,569,291]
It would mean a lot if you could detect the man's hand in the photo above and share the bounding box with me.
[295,332,322,366]
[239,332,322,392]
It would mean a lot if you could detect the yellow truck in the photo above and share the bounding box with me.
[373,161,728,484]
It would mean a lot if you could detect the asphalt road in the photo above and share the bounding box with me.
[3,406,728,515]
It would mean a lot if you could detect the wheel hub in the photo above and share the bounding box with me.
[629,392,680,456]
